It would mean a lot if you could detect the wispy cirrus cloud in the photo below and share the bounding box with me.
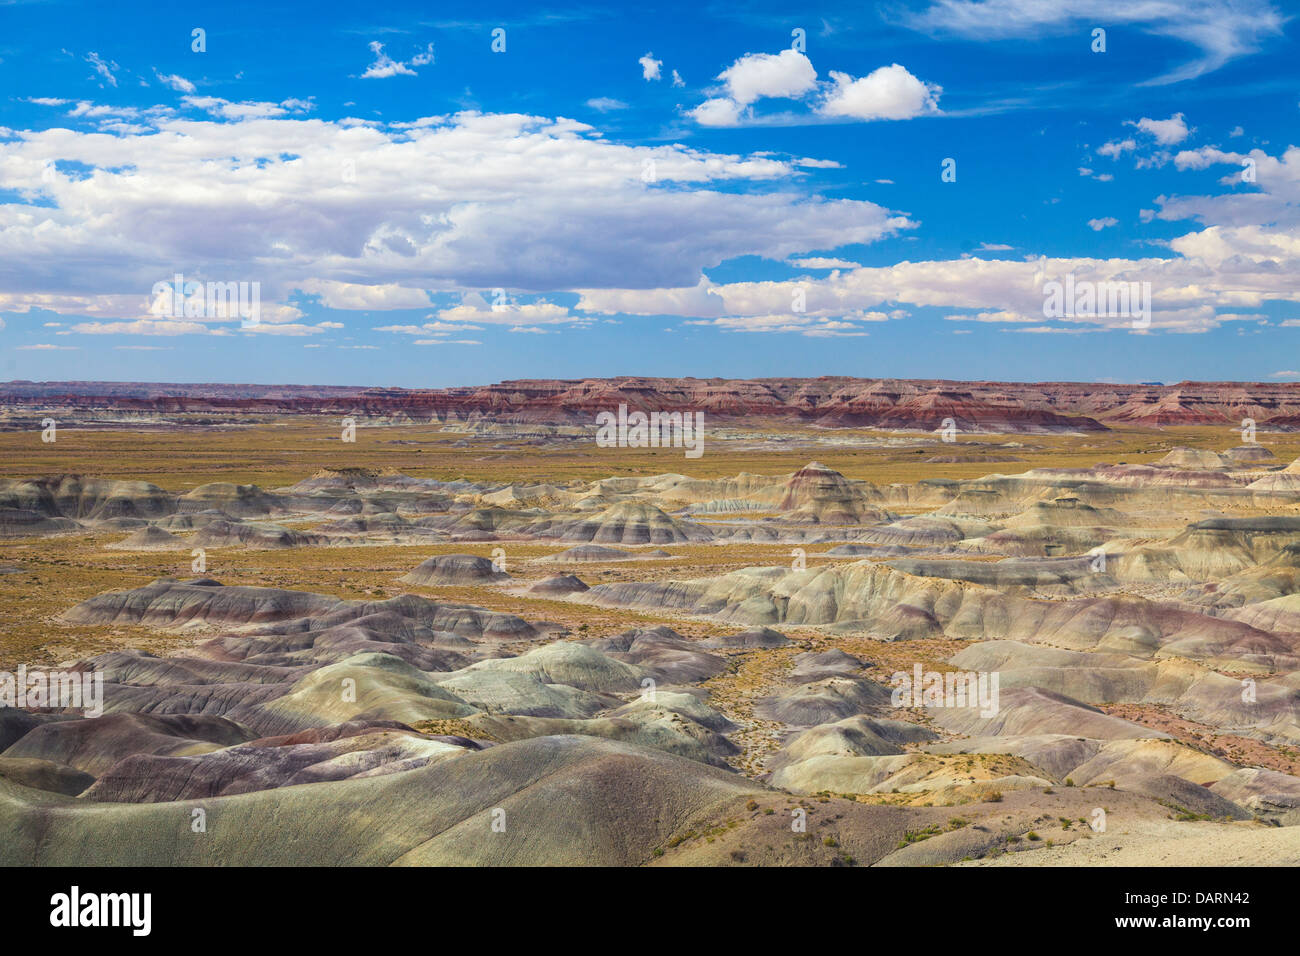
[902,0,1283,84]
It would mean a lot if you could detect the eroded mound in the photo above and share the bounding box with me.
[400,554,511,586]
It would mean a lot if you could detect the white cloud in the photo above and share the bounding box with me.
[689,97,744,127]
[789,257,862,269]
[1008,325,1106,334]
[718,49,817,106]
[436,293,582,326]
[685,313,872,336]
[638,53,662,81]
[84,52,119,87]
[1128,112,1191,145]
[671,70,685,88]
[0,107,905,330]
[904,0,1284,84]
[1270,370,1300,378]
[579,222,1300,335]
[69,319,215,335]
[586,97,627,112]
[362,41,434,79]
[688,52,938,127]
[819,64,941,121]
[1098,138,1137,159]
[154,71,196,93]
[181,95,309,120]
[1087,217,1119,230]
[298,281,431,311]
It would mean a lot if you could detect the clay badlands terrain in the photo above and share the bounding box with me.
[5,377,1300,866]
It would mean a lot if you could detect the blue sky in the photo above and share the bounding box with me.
[1,0,1298,387]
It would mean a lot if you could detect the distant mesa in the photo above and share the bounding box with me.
[0,476,174,528]
[701,626,792,649]
[789,649,867,682]
[107,525,187,551]
[60,577,342,627]
[401,554,510,586]
[154,509,232,531]
[0,507,81,538]
[528,574,590,595]
[540,546,655,561]
[545,500,711,544]
[824,543,876,557]
[1225,444,1277,464]
[778,462,890,525]
[180,482,283,517]
[194,518,326,550]
[1155,447,1230,470]
[26,376,1300,433]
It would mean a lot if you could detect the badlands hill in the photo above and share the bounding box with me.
[12,376,1300,432]
[11,446,1300,866]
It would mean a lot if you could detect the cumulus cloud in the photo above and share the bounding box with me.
[362,44,412,78]
[1128,112,1191,145]
[1088,217,1119,231]
[580,198,1300,335]
[688,51,938,126]
[297,281,431,311]
[1098,138,1137,159]
[638,53,662,81]
[689,97,744,127]
[0,106,909,334]
[181,95,310,120]
[818,64,941,120]
[718,49,817,105]
[435,292,583,326]
[1163,146,1300,227]
[362,41,434,79]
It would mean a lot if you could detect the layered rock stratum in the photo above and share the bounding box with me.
[11,376,1300,431]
